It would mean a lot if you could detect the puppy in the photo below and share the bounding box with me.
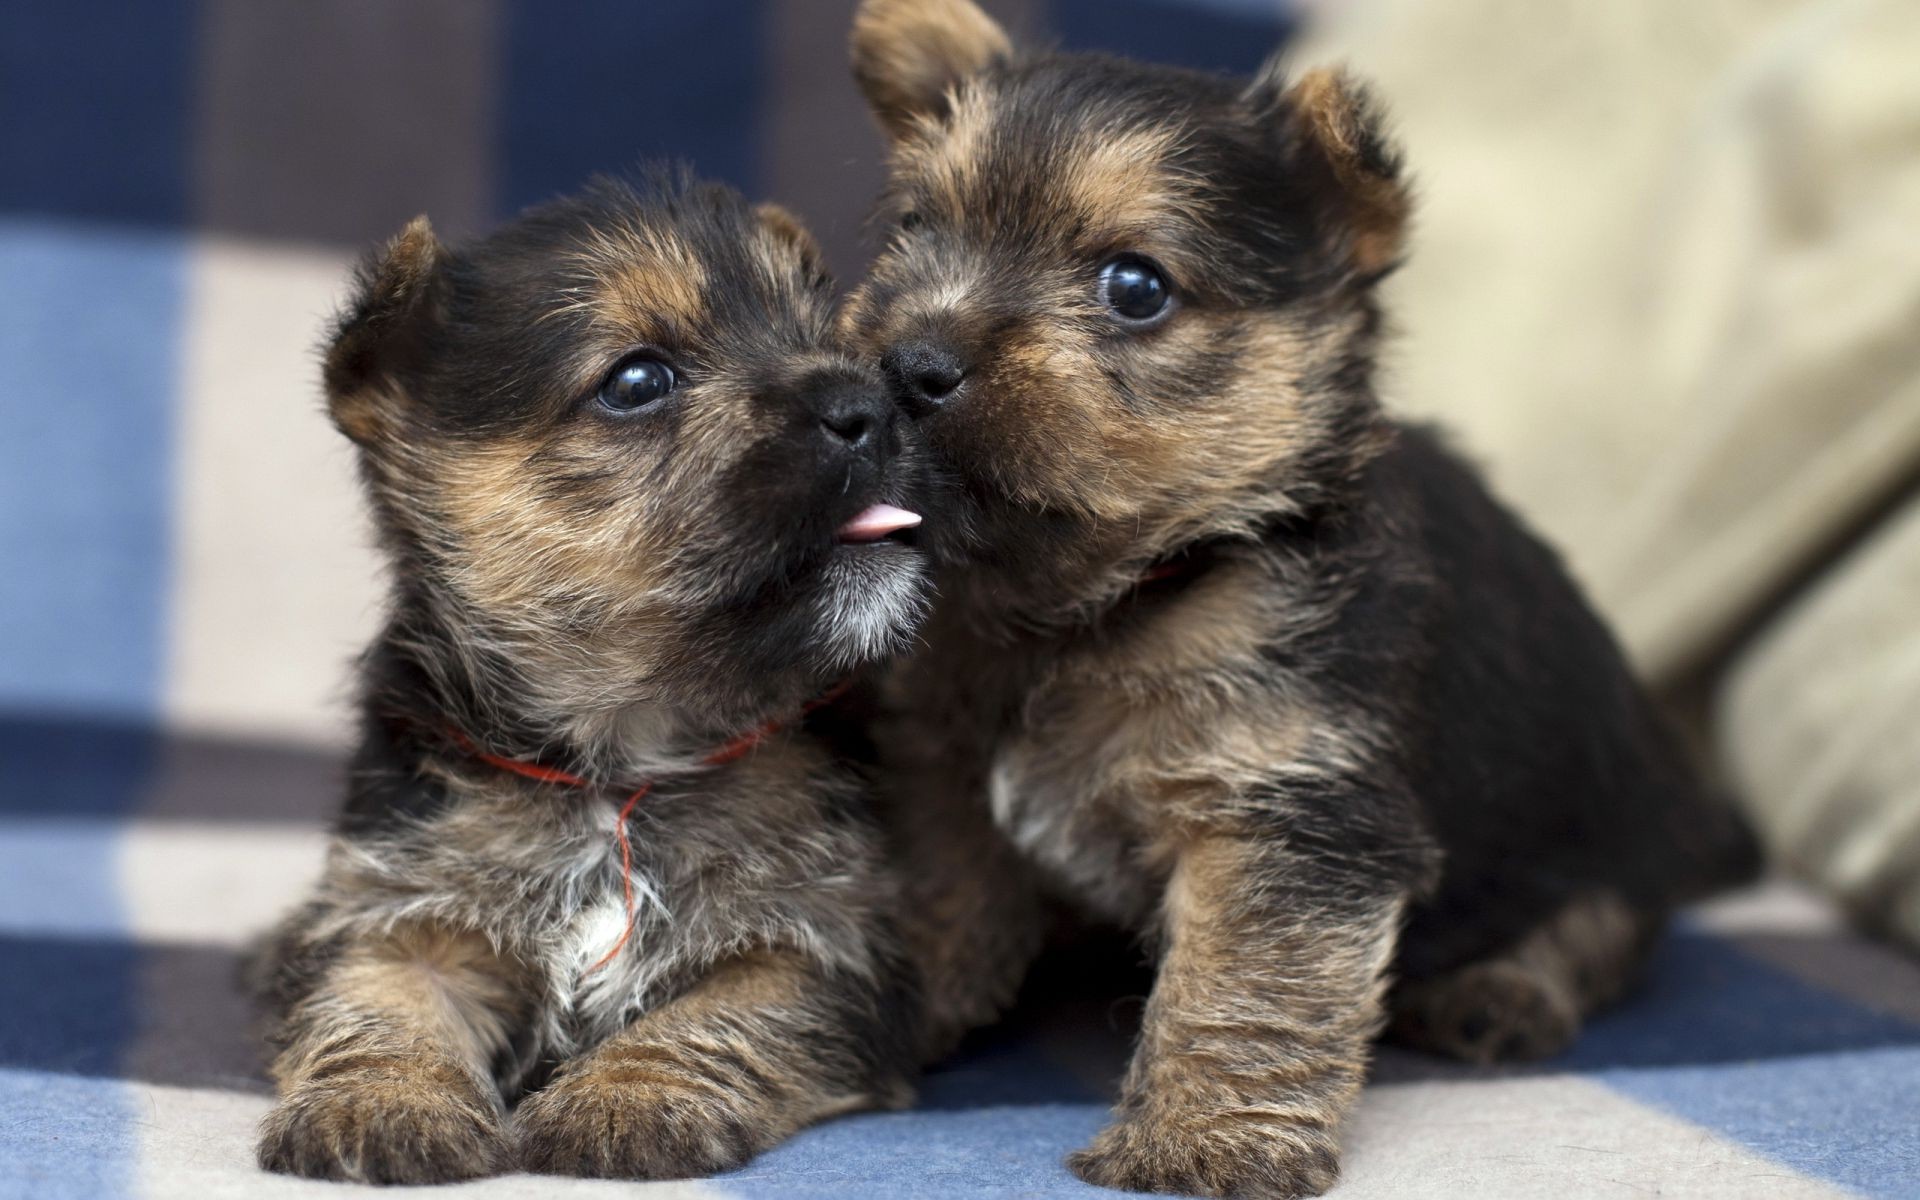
[844,3,1758,1196]
[251,170,928,1184]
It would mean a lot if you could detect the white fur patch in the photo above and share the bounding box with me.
[540,824,675,1055]
[816,550,928,669]
[988,746,1148,926]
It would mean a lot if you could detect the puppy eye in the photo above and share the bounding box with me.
[897,211,924,232]
[598,355,677,413]
[1098,255,1172,325]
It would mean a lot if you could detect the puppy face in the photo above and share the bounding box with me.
[329,173,928,730]
[845,0,1407,602]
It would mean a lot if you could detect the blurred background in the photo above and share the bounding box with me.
[0,0,1915,948]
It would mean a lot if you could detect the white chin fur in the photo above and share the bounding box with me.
[815,547,929,668]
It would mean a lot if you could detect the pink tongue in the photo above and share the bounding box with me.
[837,503,923,543]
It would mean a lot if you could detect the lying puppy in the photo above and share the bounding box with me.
[844,2,1758,1195]
[252,171,928,1184]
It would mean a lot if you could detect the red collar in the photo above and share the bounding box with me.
[1137,559,1189,586]
[1136,547,1210,590]
[444,677,852,974]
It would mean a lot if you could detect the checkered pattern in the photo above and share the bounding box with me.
[2,3,1917,1197]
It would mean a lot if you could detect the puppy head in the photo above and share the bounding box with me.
[328,171,928,738]
[847,0,1407,607]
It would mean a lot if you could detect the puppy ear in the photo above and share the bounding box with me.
[755,201,830,284]
[323,216,444,445]
[1249,62,1410,277]
[851,0,1011,141]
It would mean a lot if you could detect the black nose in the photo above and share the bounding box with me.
[807,374,895,454]
[881,341,967,417]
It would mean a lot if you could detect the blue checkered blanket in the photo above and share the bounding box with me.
[3,727,1919,1198]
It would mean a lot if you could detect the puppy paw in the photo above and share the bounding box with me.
[1068,1110,1341,1199]
[257,1063,509,1184]
[515,1062,760,1179]
[1392,959,1580,1064]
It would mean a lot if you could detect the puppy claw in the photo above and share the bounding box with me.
[1068,1111,1340,1200]
[257,1072,509,1184]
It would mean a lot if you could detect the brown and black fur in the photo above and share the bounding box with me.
[844,2,1759,1195]
[250,170,927,1184]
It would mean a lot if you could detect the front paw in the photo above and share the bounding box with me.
[257,1065,509,1184]
[1068,1109,1341,1200]
[515,1062,759,1179]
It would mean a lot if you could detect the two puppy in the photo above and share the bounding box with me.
[257,1,1755,1194]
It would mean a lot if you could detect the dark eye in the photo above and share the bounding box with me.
[898,210,924,232]
[1098,255,1172,324]
[597,355,677,413]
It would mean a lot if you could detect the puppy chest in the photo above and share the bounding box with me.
[389,805,685,1024]
[543,875,678,1041]
[987,725,1163,929]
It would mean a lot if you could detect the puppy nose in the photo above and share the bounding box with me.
[820,403,874,448]
[881,341,967,417]
[807,375,894,454]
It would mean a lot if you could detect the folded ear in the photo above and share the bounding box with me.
[324,216,443,446]
[755,201,830,285]
[1248,63,1411,277]
[851,0,1011,141]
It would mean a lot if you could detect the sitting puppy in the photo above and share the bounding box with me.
[252,171,928,1184]
[844,2,1758,1196]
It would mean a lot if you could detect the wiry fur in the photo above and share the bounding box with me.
[845,4,1759,1196]
[252,170,926,1185]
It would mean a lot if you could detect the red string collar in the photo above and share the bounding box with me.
[446,678,852,974]
[1136,548,1210,589]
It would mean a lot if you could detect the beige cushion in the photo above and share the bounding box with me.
[1298,0,1920,949]
[1298,0,1920,682]
[1718,495,1920,952]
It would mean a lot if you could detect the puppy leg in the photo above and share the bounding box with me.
[516,949,911,1179]
[888,761,1050,1061]
[1390,891,1662,1063]
[1070,835,1403,1200]
[257,924,525,1183]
